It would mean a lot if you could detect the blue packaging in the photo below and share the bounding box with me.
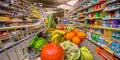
[98,37,105,44]
[93,0,98,2]
[116,44,120,54]
[111,42,118,51]
[116,31,119,40]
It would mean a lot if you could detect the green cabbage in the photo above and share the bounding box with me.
[60,41,80,60]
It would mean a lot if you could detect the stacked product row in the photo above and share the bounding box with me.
[0,0,39,27]
[71,0,120,59]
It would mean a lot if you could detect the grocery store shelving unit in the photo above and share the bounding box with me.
[84,25,120,31]
[71,0,120,59]
[0,0,43,60]
[0,24,44,60]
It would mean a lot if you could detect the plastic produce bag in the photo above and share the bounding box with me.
[60,41,80,60]
[79,46,93,60]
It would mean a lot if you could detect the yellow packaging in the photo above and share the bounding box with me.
[103,30,112,37]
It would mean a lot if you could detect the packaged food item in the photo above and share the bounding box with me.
[92,33,100,42]
[97,37,106,47]
[112,31,120,40]
[95,47,118,60]
[116,44,120,54]
[110,42,118,51]
[115,10,120,18]
[103,30,112,37]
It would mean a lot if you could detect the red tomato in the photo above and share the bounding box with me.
[41,43,65,60]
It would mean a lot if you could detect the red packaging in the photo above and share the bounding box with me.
[95,47,118,60]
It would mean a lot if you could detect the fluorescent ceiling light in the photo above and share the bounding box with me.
[66,0,78,6]
[57,4,71,10]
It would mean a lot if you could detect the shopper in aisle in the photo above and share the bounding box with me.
[51,17,58,28]
[54,17,58,24]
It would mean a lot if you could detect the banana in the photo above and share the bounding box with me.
[56,36,62,44]
[51,30,65,43]
[59,36,64,43]
[52,30,65,36]
[51,34,61,42]
[59,30,65,35]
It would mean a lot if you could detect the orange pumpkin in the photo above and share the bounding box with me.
[65,32,75,40]
[72,36,81,45]
[77,32,86,40]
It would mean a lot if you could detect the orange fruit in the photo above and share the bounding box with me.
[77,32,86,40]
[66,31,71,34]
[72,36,81,45]
[65,32,75,40]
[73,29,79,35]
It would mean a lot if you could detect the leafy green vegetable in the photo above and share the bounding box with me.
[29,35,39,47]
[79,46,93,60]
[60,41,80,60]
[29,35,47,50]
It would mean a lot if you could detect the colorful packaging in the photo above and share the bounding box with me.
[92,33,100,42]
[103,30,112,37]
[116,44,120,54]
[97,37,106,47]
[95,47,118,60]
[115,10,120,18]
[110,42,118,51]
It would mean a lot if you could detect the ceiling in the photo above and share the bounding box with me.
[25,0,78,16]
[26,0,71,8]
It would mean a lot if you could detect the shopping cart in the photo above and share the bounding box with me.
[0,25,44,60]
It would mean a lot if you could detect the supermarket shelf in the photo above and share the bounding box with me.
[0,20,11,23]
[0,29,33,40]
[0,35,11,40]
[75,14,84,17]
[85,17,102,20]
[0,10,11,15]
[77,15,85,18]
[103,7,120,12]
[83,8,103,14]
[74,20,85,22]
[84,25,120,31]
[89,31,120,43]
[78,2,102,12]
[0,32,39,53]
[11,4,29,10]
[77,24,86,26]
[0,24,44,31]
[104,0,119,5]
[102,18,120,20]
[86,38,120,59]
[0,20,33,23]
[0,3,24,12]
[103,35,120,44]
[72,2,101,14]
[11,21,33,23]
[0,4,12,10]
